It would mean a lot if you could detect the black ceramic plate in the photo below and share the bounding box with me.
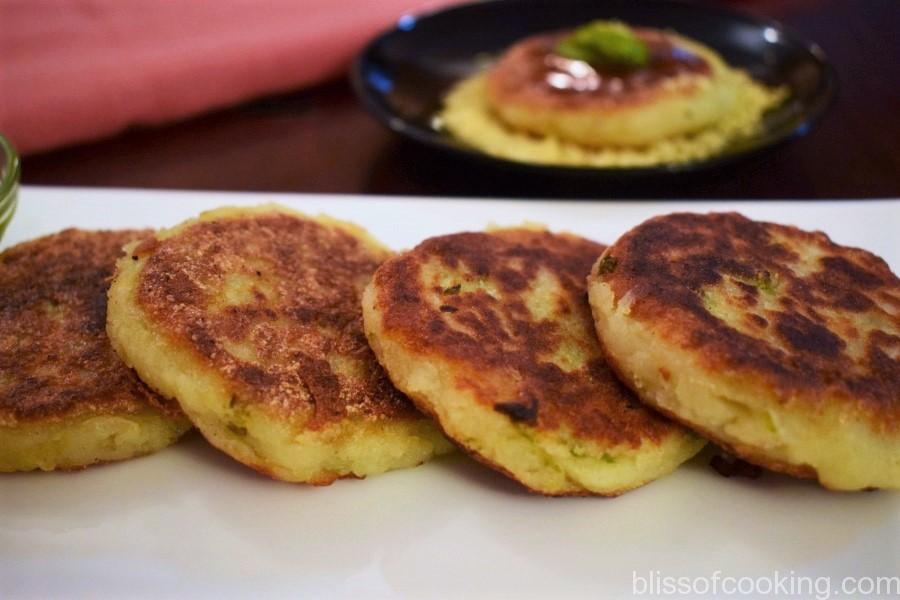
[351,0,836,177]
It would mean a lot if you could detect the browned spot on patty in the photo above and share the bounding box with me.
[134,211,420,429]
[0,229,180,426]
[774,312,844,358]
[747,313,768,328]
[372,228,687,448]
[597,212,900,431]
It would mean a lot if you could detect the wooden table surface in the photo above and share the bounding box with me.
[21,0,900,200]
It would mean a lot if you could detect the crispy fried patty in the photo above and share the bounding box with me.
[0,229,190,472]
[484,29,738,147]
[363,227,703,496]
[106,205,451,484]
[588,212,900,490]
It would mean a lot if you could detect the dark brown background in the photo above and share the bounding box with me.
[22,0,900,200]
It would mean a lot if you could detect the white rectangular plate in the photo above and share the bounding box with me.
[3,187,899,600]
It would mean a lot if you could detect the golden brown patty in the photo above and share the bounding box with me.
[588,212,900,490]
[363,227,704,496]
[0,229,190,472]
[106,205,451,484]
[484,28,739,147]
[487,28,713,112]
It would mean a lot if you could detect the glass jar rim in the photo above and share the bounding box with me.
[0,134,21,203]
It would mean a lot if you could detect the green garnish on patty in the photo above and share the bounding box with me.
[556,20,651,69]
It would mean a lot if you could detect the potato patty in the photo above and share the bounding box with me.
[588,212,900,490]
[106,205,452,485]
[486,29,737,147]
[363,227,704,496]
[0,229,190,472]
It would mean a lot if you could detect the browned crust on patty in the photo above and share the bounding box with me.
[594,212,900,432]
[486,28,712,113]
[371,228,686,449]
[0,229,181,426]
[131,210,423,429]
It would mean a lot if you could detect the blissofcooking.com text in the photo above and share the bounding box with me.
[632,570,900,599]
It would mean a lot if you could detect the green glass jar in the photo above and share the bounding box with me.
[0,135,20,243]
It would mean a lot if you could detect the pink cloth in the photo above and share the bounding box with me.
[0,0,458,155]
